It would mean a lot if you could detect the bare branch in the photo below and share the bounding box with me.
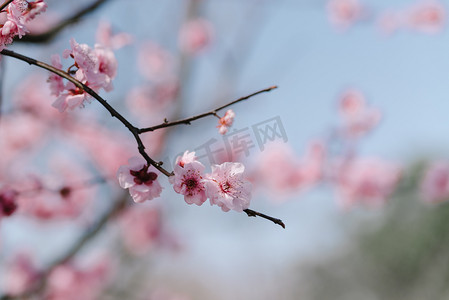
[17,0,111,43]
[139,86,278,133]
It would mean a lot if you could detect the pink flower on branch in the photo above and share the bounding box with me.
[117,157,163,203]
[217,109,235,135]
[205,162,251,212]
[170,151,207,206]
[48,38,117,112]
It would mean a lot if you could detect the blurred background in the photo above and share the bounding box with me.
[1,0,449,299]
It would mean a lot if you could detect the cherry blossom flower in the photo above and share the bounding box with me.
[406,0,445,34]
[205,162,251,212]
[217,109,235,135]
[2,253,40,296]
[420,161,449,203]
[96,20,133,50]
[117,157,163,203]
[335,158,401,208]
[170,152,207,206]
[117,205,162,255]
[45,258,111,300]
[49,39,118,112]
[138,42,174,81]
[338,89,381,138]
[178,18,213,54]
[326,0,364,31]
[251,141,324,199]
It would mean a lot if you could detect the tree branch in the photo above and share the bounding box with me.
[138,86,278,133]
[0,0,13,12]
[17,0,111,43]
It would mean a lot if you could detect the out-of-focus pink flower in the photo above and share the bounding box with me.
[420,161,449,203]
[377,10,403,35]
[205,162,251,212]
[326,0,364,30]
[251,141,324,199]
[0,187,18,217]
[96,20,133,50]
[170,152,207,206]
[117,157,163,203]
[17,159,95,220]
[178,18,213,54]
[217,109,235,135]
[117,205,162,255]
[338,89,381,138]
[138,42,174,81]
[406,0,446,34]
[2,253,40,296]
[45,259,111,300]
[335,158,401,208]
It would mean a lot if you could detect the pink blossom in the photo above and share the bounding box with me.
[48,54,65,96]
[96,20,133,49]
[178,18,213,54]
[205,162,251,212]
[406,0,445,34]
[217,109,235,135]
[338,89,381,138]
[138,42,174,81]
[117,205,162,255]
[420,161,449,203]
[45,259,111,300]
[326,0,364,30]
[174,150,197,167]
[170,152,207,206]
[2,253,40,296]
[117,157,163,203]
[251,141,324,199]
[335,158,401,208]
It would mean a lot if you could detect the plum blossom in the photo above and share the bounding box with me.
[420,161,449,203]
[117,157,163,203]
[217,109,235,135]
[205,162,251,212]
[48,38,117,112]
[338,89,381,138]
[2,253,40,296]
[406,0,445,34]
[326,0,364,31]
[251,141,324,199]
[96,20,133,50]
[117,205,162,255]
[170,151,207,206]
[178,18,213,54]
[0,1,47,51]
[335,158,401,208]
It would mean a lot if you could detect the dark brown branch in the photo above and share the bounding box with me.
[17,0,111,43]
[244,208,285,228]
[0,49,172,177]
[138,86,278,133]
[0,49,283,228]
[0,0,13,12]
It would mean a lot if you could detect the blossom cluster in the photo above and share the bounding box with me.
[117,151,251,212]
[48,38,117,112]
[0,0,46,51]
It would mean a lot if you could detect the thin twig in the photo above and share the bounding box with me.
[244,208,285,228]
[0,49,283,228]
[139,86,277,133]
[17,0,111,43]
[0,49,172,177]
